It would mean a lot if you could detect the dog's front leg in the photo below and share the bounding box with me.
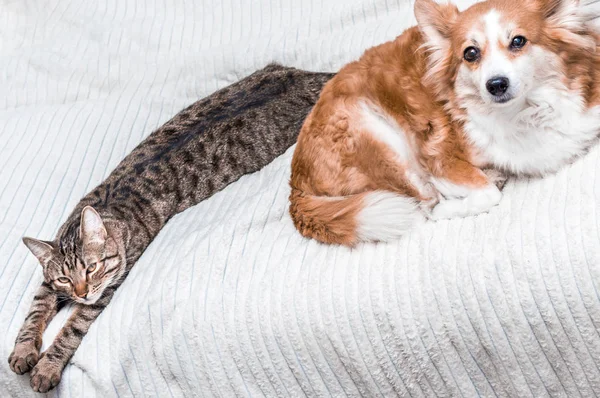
[428,160,503,220]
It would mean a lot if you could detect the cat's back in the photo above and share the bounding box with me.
[117,64,334,177]
[77,64,334,220]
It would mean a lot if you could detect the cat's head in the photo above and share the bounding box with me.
[23,206,126,305]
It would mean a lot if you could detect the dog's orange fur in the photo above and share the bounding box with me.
[290,0,600,246]
[290,27,486,245]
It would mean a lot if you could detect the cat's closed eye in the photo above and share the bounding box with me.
[55,277,70,285]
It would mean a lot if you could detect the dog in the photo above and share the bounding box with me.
[289,0,600,246]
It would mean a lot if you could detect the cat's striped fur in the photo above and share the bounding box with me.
[9,64,334,393]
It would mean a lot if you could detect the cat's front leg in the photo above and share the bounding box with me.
[29,287,115,393]
[9,282,61,375]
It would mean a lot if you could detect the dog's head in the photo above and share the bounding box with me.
[414,0,596,110]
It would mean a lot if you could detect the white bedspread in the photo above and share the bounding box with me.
[2,0,600,397]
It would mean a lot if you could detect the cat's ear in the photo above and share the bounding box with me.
[80,206,107,245]
[22,237,55,265]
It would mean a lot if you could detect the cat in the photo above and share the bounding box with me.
[8,63,334,393]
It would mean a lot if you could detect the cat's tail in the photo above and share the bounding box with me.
[289,188,423,246]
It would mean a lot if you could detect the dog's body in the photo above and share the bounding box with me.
[290,0,600,246]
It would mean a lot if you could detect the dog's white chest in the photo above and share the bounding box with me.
[464,95,600,175]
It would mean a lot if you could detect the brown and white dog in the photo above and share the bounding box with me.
[289,0,600,246]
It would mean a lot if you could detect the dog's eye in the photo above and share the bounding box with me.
[463,46,480,62]
[510,36,527,49]
[56,277,70,284]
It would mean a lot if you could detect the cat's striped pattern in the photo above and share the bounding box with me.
[8,64,332,393]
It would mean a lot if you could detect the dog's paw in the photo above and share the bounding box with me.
[419,196,440,219]
[8,343,39,375]
[30,356,62,393]
[430,185,502,220]
[482,168,508,190]
[429,199,463,220]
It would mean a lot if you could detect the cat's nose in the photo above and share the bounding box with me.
[74,284,87,298]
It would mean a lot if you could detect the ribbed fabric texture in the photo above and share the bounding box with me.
[1,0,600,396]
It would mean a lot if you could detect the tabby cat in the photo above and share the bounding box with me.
[8,64,334,393]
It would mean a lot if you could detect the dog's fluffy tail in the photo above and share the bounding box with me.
[289,188,423,246]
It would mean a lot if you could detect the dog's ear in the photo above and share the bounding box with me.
[414,0,459,88]
[537,0,581,27]
[535,0,596,50]
[414,0,459,48]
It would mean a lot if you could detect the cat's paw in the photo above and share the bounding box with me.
[8,343,39,375]
[30,356,62,393]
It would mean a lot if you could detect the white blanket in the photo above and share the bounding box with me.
[2,0,600,397]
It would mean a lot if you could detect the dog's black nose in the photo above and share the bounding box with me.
[486,76,510,96]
